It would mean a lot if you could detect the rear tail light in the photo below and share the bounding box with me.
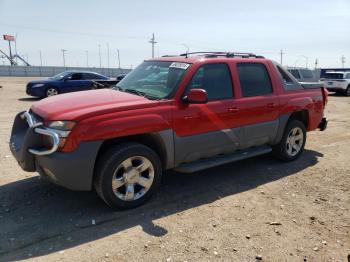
[322,87,328,107]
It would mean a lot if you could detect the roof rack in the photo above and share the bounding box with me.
[178,51,264,59]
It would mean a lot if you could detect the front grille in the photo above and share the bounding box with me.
[28,110,44,124]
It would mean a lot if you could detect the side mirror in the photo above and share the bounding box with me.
[183,89,208,104]
[64,76,72,81]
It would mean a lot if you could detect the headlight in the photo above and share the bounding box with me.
[45,121,76,150]
[47,121,76,131]
[32,84,45,88]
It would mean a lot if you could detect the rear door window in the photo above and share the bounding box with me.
[70,73,82,80]
[237,63,273,97]
[82,73,101,80]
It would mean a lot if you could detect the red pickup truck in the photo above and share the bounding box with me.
[10,52,328,208]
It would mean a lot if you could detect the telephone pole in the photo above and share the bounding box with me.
[117,49,121,69]
[341,55,346,68]
[106,42,110,69]
[149,33,157,58]
[85,50,89,67]
[60,49,67,67]
[39,50,43,67]
[279,49,284,65]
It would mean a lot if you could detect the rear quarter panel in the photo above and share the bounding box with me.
[278,89,324,131]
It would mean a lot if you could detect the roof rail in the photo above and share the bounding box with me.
[179,51,264,59]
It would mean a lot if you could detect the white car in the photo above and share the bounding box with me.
[322,71,350,96]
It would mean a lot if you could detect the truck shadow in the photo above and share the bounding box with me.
[0,149,323,261]
[17,97,41,102]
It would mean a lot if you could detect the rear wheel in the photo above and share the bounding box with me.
[46,87,59,97]
[94,143,162,209]
[346,86,350,97]
[273,119,306,161]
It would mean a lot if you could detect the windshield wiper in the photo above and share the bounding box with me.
[116,87,161,100]
[124,88,147,97]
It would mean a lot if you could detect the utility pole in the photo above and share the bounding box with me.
[106,43,110,69]
[61,49,67,67]
[98,44,102,68]
[85,50,89,67]
[149,33,157,58]
[39,50,43,67]
[279,49,284,65]
[117,49,121,70]
[341,55,346,68]
[106,43,110,76]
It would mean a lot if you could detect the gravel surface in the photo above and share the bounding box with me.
[0,77,349,261]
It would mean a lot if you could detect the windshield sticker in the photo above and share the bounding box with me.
[170,62,190,70]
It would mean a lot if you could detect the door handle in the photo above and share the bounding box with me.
[266,103,276,109]
[228,107,239,113]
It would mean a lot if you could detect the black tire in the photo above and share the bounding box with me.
[94,142,162,209]
[46,87,59,97]
[272,119,306,161]
[346,86,350,97]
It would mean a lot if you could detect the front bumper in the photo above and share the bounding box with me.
[10,111,102,190]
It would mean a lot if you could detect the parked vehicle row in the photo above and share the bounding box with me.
[26,71,126,98]
[11,52,328,209]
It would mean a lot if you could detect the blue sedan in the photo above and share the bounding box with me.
[26,71,117,98]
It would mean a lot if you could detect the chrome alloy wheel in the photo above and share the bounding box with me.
[112,156,155,201]
[46,88,58,97]
[286,127,304,156]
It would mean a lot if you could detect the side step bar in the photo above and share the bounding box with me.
[174,146,272,173]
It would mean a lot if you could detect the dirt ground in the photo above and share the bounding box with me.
[0,77,349,262]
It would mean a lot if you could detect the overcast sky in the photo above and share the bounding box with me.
[0,0,349,69]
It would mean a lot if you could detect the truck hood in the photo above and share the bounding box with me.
[31,89,158,121]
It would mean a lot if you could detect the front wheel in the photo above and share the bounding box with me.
[273,119,306,161]
[46,87,59,97]
[94,143,162,209]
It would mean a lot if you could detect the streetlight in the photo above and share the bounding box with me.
[300,55,308,68]
[85,50,89,67]
[61,49,67,67]
[98,44,102,68]
[39,50,42,67]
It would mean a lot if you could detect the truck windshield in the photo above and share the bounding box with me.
[115,61,190,99]
[324,73,344,79]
